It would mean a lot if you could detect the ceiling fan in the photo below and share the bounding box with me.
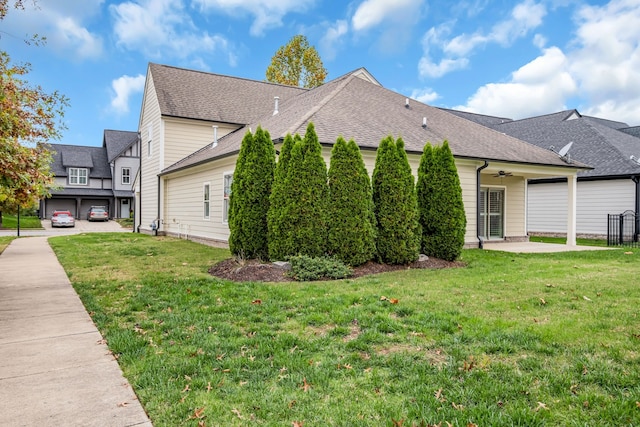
[493,170,513,177]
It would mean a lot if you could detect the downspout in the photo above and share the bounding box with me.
[477,161,489,249]
[633,175,640,242]
[136,131,142,233]
[156,175,161,236]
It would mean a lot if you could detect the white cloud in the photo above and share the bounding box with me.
[351,0,424,53]
[410,88,439,104]
[1,0,104,60]
[352,0,421,31]
[110,74,146,114]
[456,47,577,118]
[419,0,546,78]
[567,0,640,123]
[111,0,234,65]
[55,17,102,60]
[193,0,316,36]
[319,20,348,61]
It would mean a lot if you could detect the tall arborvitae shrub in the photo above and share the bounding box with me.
[417,142,437,253]
[228,126,275,259]
[280,122,329,258]
[268,133,298,260]
[420,141,466,261]
[372,136,420,264]
[327,137,376,266]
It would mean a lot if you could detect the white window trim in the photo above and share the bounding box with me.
[121,167,131,185]
[222,171,233,224]
[69,167,88,186]
[203,182,211,220]
[147,124,153,158]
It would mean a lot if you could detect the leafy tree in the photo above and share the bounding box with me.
[419,141,466,261]
[268,132,299,260]
[0,2,68,223]
[372,136,420,264]
[279,122,329,258]
[266,35,327,88]
[228,126,275,259]
[327,137,376,266]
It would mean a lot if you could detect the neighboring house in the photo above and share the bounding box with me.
[41,130,139,219]
[136,63,586,248]
[445,109,640,238]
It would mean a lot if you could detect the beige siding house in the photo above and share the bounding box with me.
[136,63,586,248]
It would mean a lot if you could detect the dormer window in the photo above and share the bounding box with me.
[69,168,88,185]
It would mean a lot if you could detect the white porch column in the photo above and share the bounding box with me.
[567,173,577,246]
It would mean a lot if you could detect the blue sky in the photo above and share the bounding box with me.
[3,0,640,147]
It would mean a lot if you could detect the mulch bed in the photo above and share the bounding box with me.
[209,257,464,282]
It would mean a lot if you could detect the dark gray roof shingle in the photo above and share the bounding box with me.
[49,144,111,178]
[149,63,308,124]
[161,71,585,175]
[491,110,640,178]
[103,130,138,162]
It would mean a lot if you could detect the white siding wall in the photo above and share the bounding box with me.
[528,179,635,235]
[163,157,237,241]
[163,119,238,168]
[139,74,162,232]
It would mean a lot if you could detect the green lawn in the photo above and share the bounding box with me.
[0,236,16,254]
[49,234,640,427]
[0,214,43,229]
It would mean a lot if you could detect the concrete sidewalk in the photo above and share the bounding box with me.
[0,237,152,427]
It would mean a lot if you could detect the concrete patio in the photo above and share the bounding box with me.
[482,241,616,253]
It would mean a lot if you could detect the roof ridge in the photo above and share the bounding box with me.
[284,73,355,135]
[498,109,576,125]
[150,62,310,91]
[582,118,640,163]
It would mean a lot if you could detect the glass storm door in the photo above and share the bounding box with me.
[479,188,504,240]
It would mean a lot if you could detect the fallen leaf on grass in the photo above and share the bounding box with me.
[583,295,592,301]
[300,378,311,392]
[232,408,243,419]
[251,299,262,305]
[624,251,633,255]
[635,401,639,408]
[206,382,212,392]
[539,298,547,305]
[182,384,190,393]
[292,421,304,427]
[189,407,205,420]
[534,402,548,412]
[389,298,399,304]
[239,381,248,386]
[391,419,404,426]
[452,401,464,410]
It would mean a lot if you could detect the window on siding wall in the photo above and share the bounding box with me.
[69,168,88,185]
[203,183,210,220]
[121,167,131,185]
[147,125,153,158]
[223,173,233,223]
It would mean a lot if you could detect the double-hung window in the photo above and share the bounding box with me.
[223,173,233,223]
[69,168,88,185]
[122,167,131,185]
[203,183,210,220]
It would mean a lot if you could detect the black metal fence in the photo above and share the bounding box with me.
[607,210,639,247]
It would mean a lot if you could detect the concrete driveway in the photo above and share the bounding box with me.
[0,219,133,237]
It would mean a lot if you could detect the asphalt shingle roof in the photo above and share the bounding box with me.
[491,110,640,178]
[49,144,111,178]
[148,63,308,124]
[103,130,138,163]
[161,70,582,175]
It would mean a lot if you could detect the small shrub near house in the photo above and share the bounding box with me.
[327,136,376,266]
[287,255,352,281]
[372,136,420,265]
